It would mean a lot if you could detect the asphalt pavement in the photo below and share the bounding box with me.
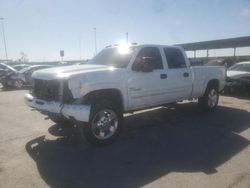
[0,88,249,188]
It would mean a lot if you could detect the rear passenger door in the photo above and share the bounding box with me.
[163,47,192,100]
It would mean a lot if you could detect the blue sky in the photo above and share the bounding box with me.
[0,0,250,61]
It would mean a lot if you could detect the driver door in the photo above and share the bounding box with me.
[127,47,168,109]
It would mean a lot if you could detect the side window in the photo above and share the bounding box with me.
[164,48,186,69]
[133,47,163,70]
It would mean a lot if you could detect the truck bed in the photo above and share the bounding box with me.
[191,66,226,98]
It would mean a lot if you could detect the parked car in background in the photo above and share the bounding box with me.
[204,59,234,68]
[0,63,17,74]
[1,65,52,89]
[12,64,29,71]
[0,63,17,86]
[74,60,89,65]
[224,61,250,95]
[0,63,15,70]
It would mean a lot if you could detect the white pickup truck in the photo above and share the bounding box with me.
[25,44,226,145]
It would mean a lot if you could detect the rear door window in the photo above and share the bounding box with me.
[164,48,186,69]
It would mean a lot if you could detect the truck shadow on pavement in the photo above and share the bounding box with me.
[25,103,250,188]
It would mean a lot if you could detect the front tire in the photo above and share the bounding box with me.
[198,84,219,111]
[82,100,123,145]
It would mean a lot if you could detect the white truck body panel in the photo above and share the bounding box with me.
[25,44,226,122]
[191,66,226,97]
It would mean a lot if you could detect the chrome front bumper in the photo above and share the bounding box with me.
[24,93,91,122]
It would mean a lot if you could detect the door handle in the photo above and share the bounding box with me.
[183,72,189,77]
[160,74,167,79]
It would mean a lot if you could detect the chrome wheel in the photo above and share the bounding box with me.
[91,109,118,140]
[208,89,218,108]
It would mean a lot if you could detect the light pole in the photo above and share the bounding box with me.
[0,17,8,61]
[79,38,82,60]
[94,27,97,56]
[126,32,128,44]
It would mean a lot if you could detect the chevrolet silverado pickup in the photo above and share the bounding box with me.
[25,44,226,145]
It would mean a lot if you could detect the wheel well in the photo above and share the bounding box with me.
[207,79,219,90]
[82,89,124,111]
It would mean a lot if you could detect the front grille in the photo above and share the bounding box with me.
[33,79,60,101]
[33,79,74,103]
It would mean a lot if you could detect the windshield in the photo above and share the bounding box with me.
[88,46,136,68]
[228,63,250,72]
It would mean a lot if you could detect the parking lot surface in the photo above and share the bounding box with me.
[0,88,250,188]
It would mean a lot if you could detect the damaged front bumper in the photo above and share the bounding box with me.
[24,93,91,122]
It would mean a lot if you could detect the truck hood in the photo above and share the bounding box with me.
[227,70,250,79]
[32,64,116,80]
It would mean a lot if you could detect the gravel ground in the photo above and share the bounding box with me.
[0,88,249,188]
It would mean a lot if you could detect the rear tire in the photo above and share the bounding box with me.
[82,100,123,145]
[198,84,219,111]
